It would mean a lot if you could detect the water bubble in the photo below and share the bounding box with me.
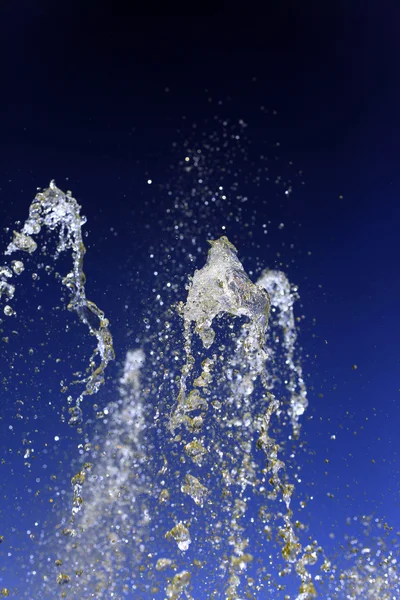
[11,260,24,275]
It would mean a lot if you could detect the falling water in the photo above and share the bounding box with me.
[2,180,115,428]
[1,123,399,599]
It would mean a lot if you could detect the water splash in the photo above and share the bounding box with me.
[2,180,115,424]
[321,516,400,599]
[43,349,149,596]
[167,235,317,599]
[1,117,397,599]
[171,235,270,434]
[257,270,308,438]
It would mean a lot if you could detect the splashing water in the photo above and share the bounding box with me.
[257,270,307,439]
[164,235,317,599]
[1,123,399,599]
[171,235,270,434]
[41,349,149,597]
[2,181,115,426]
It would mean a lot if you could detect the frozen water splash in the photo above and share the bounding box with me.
[165,522,192,552]
[182,236,270,350]
[2,174,396,599]
[167,235,317,599]
[257,269,308,438]
[166,570,192,600]
[322,516,400,599]
[0,113,398,600]
[170,235,270,434]
[2,181,115,423]
[43,349,149,597]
